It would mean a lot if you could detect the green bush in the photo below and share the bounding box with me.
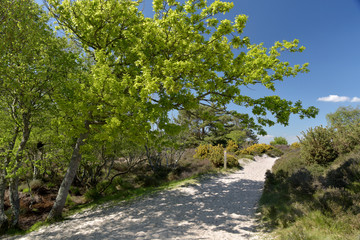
[270,136,288,146]
[300,126,338,165]
[333,126,360,154]
[267,147,284,158]
[65,195,76,207]
[84,188,102,201]
[288,168,315,196]
[327,106,360,154]
[226,154,240,168]
[272,149,306,175]
[70,186,81,196]
[324,158,360,189]
[318,188,353,215]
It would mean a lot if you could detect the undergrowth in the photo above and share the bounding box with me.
[259,145,360,239]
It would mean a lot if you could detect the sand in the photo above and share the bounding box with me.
[8,155,277,240]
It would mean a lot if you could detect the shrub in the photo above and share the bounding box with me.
[300,126,338,165]
[238,143,272,156]
[327,106,360,154]
[70,186,81,196]
[226,154,240,168]
[267,147,284,158]
[318,188,353,215]
[272,148,306,175]
[194,144,239,168]
[324,158,360,189]
[333,126,360,154]
[193,144,211,159]
[288,168,315,196]
[290,142,300,149]
[226,140,238,152]
[270,136,288,146]
[65,195,76,207]
[84,188,102,201]
[29,179,43,190]
[208,144,225,168]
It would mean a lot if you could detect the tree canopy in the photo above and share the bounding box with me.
[0,0,319,224]
[46,0,318,135]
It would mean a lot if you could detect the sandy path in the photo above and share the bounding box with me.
[8,155,277,240]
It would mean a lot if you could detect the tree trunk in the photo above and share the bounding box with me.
[9,114,31,227]
[0,172,8,232]
[0,126,19,230]
[47,123,89,220]
[9,177,20,227]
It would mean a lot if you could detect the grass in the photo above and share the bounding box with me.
[276,211,360,240]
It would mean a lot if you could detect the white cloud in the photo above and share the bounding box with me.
[351,97,360,103]
[317,95,350,102]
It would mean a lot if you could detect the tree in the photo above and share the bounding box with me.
[327,106,360,128]
[270,137,288,146]
[326,106,360,153]
[0,0,76,227]
[176,105,258,146]
[45,0,318,219]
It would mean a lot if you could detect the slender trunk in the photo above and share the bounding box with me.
[10,114,31,227]
[105,157,115,179]
[0,172,8,232]
[9,177,20,227]
[144,144,155,171]
[47,123,89,220]
[33,150,41,180]
[0,126,19,230]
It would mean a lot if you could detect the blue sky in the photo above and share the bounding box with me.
[143,0,360,143]
[224,0,360,143]
[38,0,360,144]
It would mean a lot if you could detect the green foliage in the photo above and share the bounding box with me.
[65,195,76,207]
[176,106,258,147]
[272,149,307,174]
[267,147,284,158]
[270,137,288,146]
[300,126,338,165]
[324,158,360,189]
[84,188,102,202]
[327,106,360,128]
[69,186,81,196]
[226,154,240,168]
[47,0,318,139]
[260,139,360,239]
[327,106,360,154]
[0,0,321,225]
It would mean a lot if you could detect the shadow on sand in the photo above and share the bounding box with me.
[12,172,265,240]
